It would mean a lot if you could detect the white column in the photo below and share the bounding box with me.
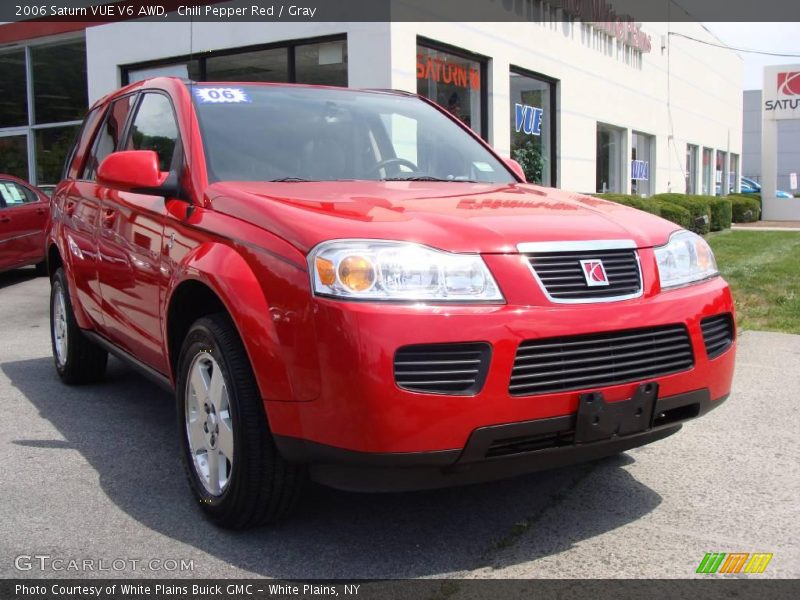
[347,24,393,89]
[761,118,781,219]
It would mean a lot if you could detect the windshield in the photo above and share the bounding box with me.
[190,84,515,184]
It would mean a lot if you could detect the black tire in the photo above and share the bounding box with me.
[176,313,305,528]
[50,268,108,384]
[35,260,47,276]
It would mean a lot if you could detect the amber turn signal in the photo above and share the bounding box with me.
[315,256,336,286]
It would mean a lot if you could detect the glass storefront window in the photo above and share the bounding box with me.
[295,41,347,86]
[124,38,348,89]
[416,43,484,137]
[35,125,81,185]
[207,48,288,83]
[0,135,29,180]
[31,39,88,124]
[0,50,28,128]
[729,153,740,194]
[509,69,555,186]
[686,144,698,195]
[702,147,714,195]
[596,123,624,193]
[716,150,727,195]
[631,131,653,197]
[0,38,86,185]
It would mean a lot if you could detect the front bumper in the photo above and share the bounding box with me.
[275,389,727,492]
[266,274,736,457]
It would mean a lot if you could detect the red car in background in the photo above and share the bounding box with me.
[46,78,736,529]
[0,174,49,275]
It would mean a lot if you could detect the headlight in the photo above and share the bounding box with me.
[655,230,718,289]
[309,240,504,302]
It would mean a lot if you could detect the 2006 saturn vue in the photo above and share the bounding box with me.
[47,78,736,528]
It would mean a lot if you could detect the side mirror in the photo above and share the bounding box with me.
[504,157,527,183]
[97,150,169,194]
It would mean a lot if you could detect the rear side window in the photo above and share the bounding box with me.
[82,95,137,180]
[125,93,180,171]
[63,107,102,181]
[0,181,36,206]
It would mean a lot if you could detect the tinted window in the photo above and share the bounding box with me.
[35,125,81,185]
[295,41,347,86]
[125,93,179,171]
[0,135,29,181]
[31,39,88,124]
[83,96,137,180]
[0,50,27,128]
[206,48,289,82]
[192,85,513,184]
[0,181,36,206]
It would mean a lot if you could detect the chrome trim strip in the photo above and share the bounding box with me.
[520,245,644,305]
[516,239,637,253]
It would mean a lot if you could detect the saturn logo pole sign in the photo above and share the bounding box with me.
[764,66,800,119]
[778,71,800,96]
[761,63,800,220]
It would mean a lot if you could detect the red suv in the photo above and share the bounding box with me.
[47,78,736,528]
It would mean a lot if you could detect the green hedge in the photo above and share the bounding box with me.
[655,202,693,229]
[727,194,761,223]
[708,196,733,231]
[653,194,712,234]
[594,193,737,232]
[594,193,661,216]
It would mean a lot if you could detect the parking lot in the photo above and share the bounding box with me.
[1,268,798,579]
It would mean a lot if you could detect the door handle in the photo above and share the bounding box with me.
[36,207,47,215]
[0,215,10,223]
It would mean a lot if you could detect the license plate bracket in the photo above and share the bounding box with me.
[575,382,658,444]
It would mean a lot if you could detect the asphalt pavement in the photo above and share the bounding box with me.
[1,268,798,579]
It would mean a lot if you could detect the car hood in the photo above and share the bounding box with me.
[208,181,680,255]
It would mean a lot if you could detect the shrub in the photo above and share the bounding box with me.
[707,197,732,231]
[653,194,711,235]
[655,202,693,230]
[728,195,761,223]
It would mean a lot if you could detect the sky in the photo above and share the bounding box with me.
[703,22,800,90]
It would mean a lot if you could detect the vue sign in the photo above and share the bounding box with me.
[515,103,544,136]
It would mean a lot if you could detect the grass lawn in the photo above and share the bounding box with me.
[707,230,800,334]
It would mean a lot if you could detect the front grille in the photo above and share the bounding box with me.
[394,342,491,395]
[526,249,642,301]
[509,325,694,396]
[701,314,735,359]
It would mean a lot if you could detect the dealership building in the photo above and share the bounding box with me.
[0,7,743,196]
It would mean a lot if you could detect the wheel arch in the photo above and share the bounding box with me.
[164,243,296,405]
[47,242,63,279]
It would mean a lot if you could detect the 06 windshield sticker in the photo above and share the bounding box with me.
[194,87,251,104]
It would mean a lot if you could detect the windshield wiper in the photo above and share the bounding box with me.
[380,176,479,183]
[267,177,317,182]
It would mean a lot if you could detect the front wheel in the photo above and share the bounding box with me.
[176,314,305,528]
